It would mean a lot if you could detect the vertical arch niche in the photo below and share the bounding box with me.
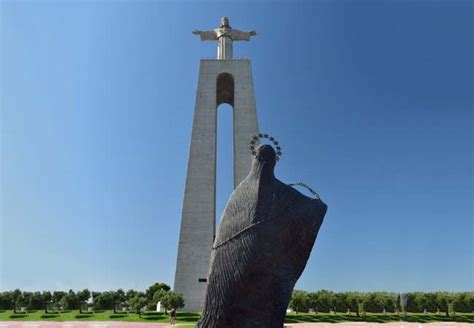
[215,72,235,226]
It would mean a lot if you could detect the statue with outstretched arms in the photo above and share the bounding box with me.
[193,17,257,60]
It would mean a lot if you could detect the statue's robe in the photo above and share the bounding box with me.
[197,145,327,328]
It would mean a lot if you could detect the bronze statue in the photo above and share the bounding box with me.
[197,143,327,327]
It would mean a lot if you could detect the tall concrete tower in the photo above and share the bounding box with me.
[174,17,259,311]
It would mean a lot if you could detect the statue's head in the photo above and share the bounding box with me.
[220,17,230,28]
[253,144,277,173]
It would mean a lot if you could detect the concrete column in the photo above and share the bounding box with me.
[232,61,259,187]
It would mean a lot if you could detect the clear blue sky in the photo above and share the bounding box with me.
[1,0,472,293]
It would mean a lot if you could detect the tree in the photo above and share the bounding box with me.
[52,291,66,311]
[363,292,395,313]
[11,289,25,312]
[153,289,168,303]
[129,293,147,315]
[462,292,474,313]
[308,290,333,313]
[21,292,32,311]
[160,292,185,312]
[395,294,401,314]
[112,289,126,313]
[42,291,52,312]
[77,289,91,312]
[453,292,472,313]
[92,291,114,311]
[146,283,170,301]
[0,292,14,310]
[146,283,171,310]
[332,292,346,314]
[60,290,78,311]
[381,292,396,313]
[400,293,409,316]
[405,292,425,313]
[289,290,309,313]
[307,292,318,313]
[152,289,169,312]
[435,292,452,317]
[345,292,362,317]
[422,292,437,313]
[125,289,137,310]
[28,292,45,310]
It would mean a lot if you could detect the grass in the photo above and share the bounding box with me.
[0,310,473,324]
[285,312,474,323]
[0,310,200,324]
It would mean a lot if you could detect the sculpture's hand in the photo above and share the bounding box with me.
[250,31,257,36]
[192,30,201,35]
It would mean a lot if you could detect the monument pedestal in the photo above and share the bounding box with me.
[174,59,259,311]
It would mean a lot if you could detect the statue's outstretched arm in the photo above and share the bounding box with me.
[231,29,257,41]
[192,30,217,41]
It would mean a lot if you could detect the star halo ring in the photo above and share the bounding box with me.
[249,133,282,161]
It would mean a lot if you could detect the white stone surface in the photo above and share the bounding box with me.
[192,17,257,60]
[156,301,165,313]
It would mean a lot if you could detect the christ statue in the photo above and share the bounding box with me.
[193,17,257,60]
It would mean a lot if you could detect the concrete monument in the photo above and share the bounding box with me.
[174,18,259,311]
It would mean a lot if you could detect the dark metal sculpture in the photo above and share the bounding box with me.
[197,144,327,328]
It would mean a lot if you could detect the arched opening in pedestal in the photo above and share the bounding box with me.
[216,72,235,226]
[217,72,234,106]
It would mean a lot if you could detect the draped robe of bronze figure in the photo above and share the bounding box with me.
[196,144,328,328]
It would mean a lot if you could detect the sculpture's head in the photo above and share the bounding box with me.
[220,17,230,28]
[252,144,276,174]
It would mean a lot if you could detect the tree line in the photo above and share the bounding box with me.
[289,290,474,317]
[0,283,184,314]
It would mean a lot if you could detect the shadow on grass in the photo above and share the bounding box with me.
[141,315,164,321]
[176,312,201,323]
[406,315,473,323]
[140,312,199,323]
[9,314,28,319]
[177,313,201,318]
[113,311,128,315]
[75,314,94,319]
[109,314,128,319]
[285,314,363,323]
[177,317,201,323]
[41,314,60,319]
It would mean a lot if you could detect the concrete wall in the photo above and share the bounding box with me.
[174,59,259,311]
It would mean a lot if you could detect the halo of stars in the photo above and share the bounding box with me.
[249,133,282,161]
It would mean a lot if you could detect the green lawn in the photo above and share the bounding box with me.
[0,310,473,324]
[0,310,199,324]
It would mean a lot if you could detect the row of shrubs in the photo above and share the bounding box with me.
[0,282,184,313]
[289,290,474,316]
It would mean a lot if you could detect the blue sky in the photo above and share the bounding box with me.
[1,0,472,293]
